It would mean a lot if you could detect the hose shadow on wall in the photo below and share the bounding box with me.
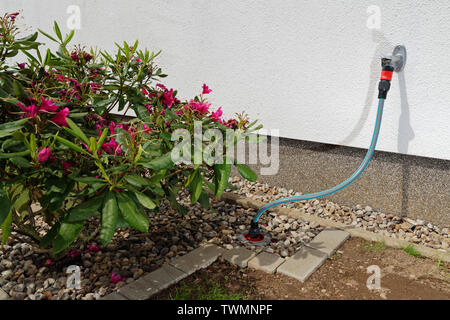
[397,71,414,216]
[337,30,414,217]
[306,30,393,153]
[338,30,391,145]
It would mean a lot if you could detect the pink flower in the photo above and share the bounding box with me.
[67,250,80,259]
[45,259,52,266]
[51,107,69,127]
[156,83,167,91]
[199,103,211,114]
[189,100,210,114]
[17,102,38,118]
[111,272,126,284]
[61,161,74,174]
[39,98,59,113]
[210,107,223,122]
[37,147,51,162]
[141,87,149,95]
[90,82,101,94]
[116,123,128,131]
[85,244,100,253]
[142,123,152,135]
[202,83,212,94]
[162,89,175,108]
[8,12,19,20]
[223,119,238,129]
[108,121,116,135]
[17,63,25,69]
[101,139,122,155]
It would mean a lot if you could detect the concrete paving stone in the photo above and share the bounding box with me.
[223,247,257,268]
[307,228,350,257]
[101,292,128,300]
[277,246,327,282]
[118,264,187,300]
[247,252,285,273]
[169,244,224,275]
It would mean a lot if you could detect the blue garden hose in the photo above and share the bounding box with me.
[242,51,405,243]
[253,98,385,223]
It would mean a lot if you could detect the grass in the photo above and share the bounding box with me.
[363,240,387,252]
[401,244,422,258]
[436,258,450,281]
[169,279,247,300]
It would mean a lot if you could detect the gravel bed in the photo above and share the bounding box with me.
[0,186,322,300]
[1,175,448,300]
[230,176,449,251]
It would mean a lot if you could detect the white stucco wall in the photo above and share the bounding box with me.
[2,0,450,160]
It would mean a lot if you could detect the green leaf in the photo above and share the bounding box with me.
[197,191,211,210]
[52,221,84,254]
[0,150,30,159]
[13,80,26,99]
[64,29,75,45]
[235,164,258,182]
[68,174,106,185]
[29,133,37,160]
[10,156,31,168]
[0,118,28,138]
[39,222,60,248]
[135,192,156,210]
[188,170,202,204]
[38,28,58,42]
[0,188,11,226]
[65,118,89,144]
[141,152,173,170]
[214,163,231,197]
[148,170,166,185]
[55,136,85,153]
[1,210,12,246]
[116,192,149,232]
[100,192,118,245]
[124,174,149,188]
[164,186,186,214]
[53,21,63,41]
[116,213,131,228]
[97,128,109,149]
[66,196,104,222]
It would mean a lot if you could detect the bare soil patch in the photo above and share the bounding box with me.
[153,237,450,300]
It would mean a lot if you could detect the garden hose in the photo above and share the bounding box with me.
[242,46,406,244]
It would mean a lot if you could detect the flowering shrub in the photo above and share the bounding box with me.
[0,13,260,255]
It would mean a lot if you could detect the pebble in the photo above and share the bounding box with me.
[0,175,447,301]
[231,177,447,252]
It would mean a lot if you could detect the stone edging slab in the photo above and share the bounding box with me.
[102,244,224,300]
[103,226,351,300]
[219,192,450,263]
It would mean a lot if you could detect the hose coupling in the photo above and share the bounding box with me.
[378,62,394,99]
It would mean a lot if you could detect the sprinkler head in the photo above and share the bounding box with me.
[238,221,271,246]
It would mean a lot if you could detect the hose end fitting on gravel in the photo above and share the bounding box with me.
[238,220,271,245]
[247,221,263,241]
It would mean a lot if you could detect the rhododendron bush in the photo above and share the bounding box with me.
[0,13,260,256]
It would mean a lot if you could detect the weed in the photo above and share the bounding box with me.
[169,280,246,300]
[363,240,387,252]
[402,244,422,258]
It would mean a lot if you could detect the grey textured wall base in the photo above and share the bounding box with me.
[245,137,449,227]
